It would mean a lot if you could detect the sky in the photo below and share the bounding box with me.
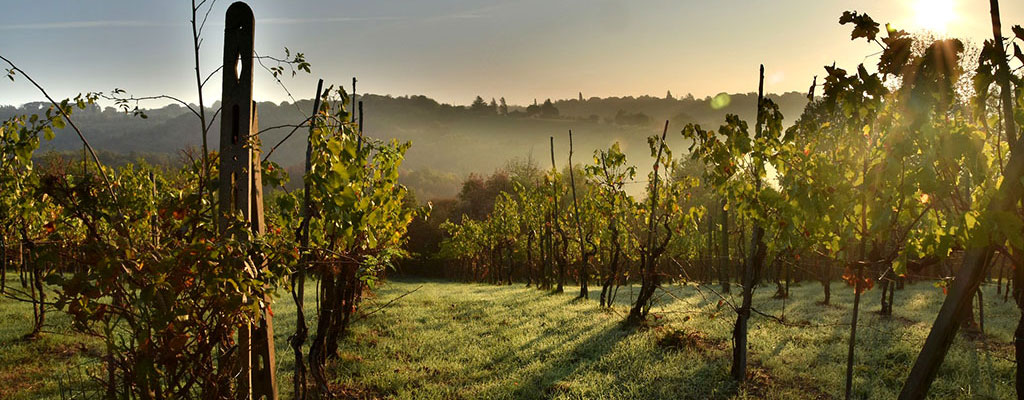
[1,0,1022,107]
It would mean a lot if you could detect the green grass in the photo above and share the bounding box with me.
[0,273,1017,399]
[0,277,103,400]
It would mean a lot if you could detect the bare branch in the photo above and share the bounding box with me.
[99,93,200,119]
[261,116,315,162]
[200,65,223,89]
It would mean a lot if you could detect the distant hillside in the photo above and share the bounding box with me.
[2,91,807,200]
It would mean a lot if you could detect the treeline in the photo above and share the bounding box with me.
[2,90,808,200]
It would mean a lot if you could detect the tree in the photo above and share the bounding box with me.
[470,95,491,115]
[615,110,650,126]
[541,99,560,118]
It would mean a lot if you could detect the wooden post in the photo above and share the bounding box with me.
[567,130,588,300]
[720,199,730,293]
[150,171,158,245]
[251,102,278,400]
[1,236,6,293]
[356,100,364,151]
[990,0,1017,149]
[549,136,564,293]
[846,262,864,400]
[219,3,277,399]
[18,240,25,289]
[706,211,713,284]
[291,78,323,400]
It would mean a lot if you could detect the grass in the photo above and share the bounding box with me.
[0,277,103,400]
[0,273,1017,399]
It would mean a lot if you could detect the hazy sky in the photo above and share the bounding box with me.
[2,0,1022,107]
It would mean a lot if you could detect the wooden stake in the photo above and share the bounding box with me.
[357,100,364,151]
[292,78,323,400]
[18,240,25,289]
[219,3,277,399]
[567,130,588,300]
[550,136,564,292]
[846,263,864,400]
[990,0,1017,149]
[720,199,730,293]
[150,171,158,245]
[1,236,6,294]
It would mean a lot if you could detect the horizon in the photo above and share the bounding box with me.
[4,89,811,109]
[3,0,1021,108]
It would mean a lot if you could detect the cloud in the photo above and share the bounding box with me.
[0,12,484,31]
[257,16,408,25]
[256,13,483,26]
[0,20,175,30]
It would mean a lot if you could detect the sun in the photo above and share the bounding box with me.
[913,0,955,34]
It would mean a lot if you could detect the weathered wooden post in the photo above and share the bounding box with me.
[149,171,158,245]
[356,100,364,151]
[1,236,6,293]
[219,2,278,399]
[18,240,25,289]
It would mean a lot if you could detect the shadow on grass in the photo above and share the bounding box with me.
[506,323,631,399]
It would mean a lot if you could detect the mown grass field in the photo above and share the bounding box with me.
[0,273,1017,399]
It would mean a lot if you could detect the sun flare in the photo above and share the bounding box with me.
[913,0,955,34]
